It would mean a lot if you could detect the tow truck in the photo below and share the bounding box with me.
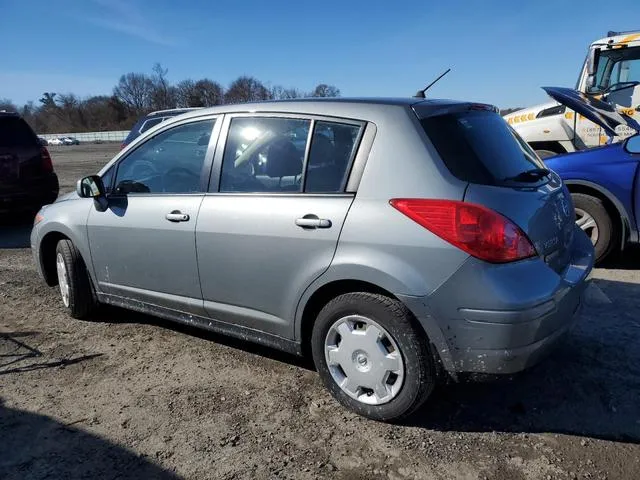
[504,30,640,158]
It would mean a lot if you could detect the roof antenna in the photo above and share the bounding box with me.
[414,68,451,98]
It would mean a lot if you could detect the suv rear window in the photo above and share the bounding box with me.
[420,110,544,185]
[140,117,165,133]
[0,116,39,148]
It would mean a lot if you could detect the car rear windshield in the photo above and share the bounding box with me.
[420,110,544,185]
[0,116,39,148]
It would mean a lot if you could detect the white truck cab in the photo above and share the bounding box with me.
[505,30,640,157]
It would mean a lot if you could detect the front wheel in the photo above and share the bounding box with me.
[571,193,615,263]
[55,239,97,319]
[311,292,436,421]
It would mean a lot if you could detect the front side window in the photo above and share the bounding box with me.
[220,117,310,193]
[114,119,215,194]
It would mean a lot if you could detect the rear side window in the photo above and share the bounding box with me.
[305,121,361,193]
[420,110,544,185]
[0,117,38,147]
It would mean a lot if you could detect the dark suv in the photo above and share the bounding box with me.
[121,108,202,149]
[0,112,59,218]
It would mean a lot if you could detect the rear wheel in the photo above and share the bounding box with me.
[572,193,615,263]
[55,239,97,319]
[311,292,436,421]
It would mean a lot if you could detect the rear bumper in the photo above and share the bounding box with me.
[0,173,59,213]
[399,225,594,376]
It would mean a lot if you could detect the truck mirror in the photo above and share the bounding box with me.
[585,48,600,91]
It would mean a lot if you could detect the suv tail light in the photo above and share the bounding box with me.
[390,199,536,263]
[41,147,53,173]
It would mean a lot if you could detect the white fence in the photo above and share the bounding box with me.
[38,130,130,143]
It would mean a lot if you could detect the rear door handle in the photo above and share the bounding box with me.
[295,215,332,229]
[166,211,190,222]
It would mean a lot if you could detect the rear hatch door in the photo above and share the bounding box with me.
[417,105,576,272]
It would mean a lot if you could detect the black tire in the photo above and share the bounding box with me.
[311,292,436,421]
[572,193,615,263]
[55,239,97,319]
[535,149,557,159]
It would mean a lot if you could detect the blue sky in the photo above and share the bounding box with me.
[2,0,640,108]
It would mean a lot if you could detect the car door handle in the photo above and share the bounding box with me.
[166,211,190,222]
[295,215,332,229]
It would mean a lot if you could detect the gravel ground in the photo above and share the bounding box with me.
[1,144,639,479]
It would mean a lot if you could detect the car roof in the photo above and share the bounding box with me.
[145,107,204,118]
[161,97,480,123]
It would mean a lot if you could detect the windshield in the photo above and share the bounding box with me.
[420,110,544,186]
[588,45,640,93]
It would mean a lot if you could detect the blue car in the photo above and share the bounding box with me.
[542,87,640,263]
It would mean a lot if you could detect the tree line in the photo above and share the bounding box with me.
[0,63,341,134]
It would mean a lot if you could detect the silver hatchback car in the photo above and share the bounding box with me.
[31,98,594,421]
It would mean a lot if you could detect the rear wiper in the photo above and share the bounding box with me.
[503,168,550,183]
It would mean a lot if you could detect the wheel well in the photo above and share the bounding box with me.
[300,279,407,359]
[528,141,567,154]
[566,184,627,245]
[39,232,69,286]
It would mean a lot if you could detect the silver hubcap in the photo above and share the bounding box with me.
[575,208,599,245]
[324,315,404,405]
[56,253,70,307]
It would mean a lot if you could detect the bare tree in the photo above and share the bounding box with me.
[150,63,175,110]
[194,79,223,106]
[270,85,304,100]
[175,79,196,108]
[176,79,223,107]
[15,70,341,133]
[225,76,270,104]
[113,73,154,113]
[0,98,18,112]
[309,84,341,98]
[39,92,57,108]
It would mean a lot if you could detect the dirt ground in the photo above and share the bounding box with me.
[1,144,639,480]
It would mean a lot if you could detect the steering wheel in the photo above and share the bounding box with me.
[164,167,199,179]
[604,81,640,94]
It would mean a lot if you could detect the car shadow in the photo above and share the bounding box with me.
[88,277,640,443]
[0,219,32,249]
[600,245,640,270]
[0,331,104,375]
[0,398,180,479]
[90,306,313,371]
[408,277,640,443]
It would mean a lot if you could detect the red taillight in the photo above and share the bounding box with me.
[41,147,53,173]
[389,199,536,263]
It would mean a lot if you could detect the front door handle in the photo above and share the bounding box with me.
[166,211,190,222]
[295,215,332,229]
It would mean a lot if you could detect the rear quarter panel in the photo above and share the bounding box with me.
[295,106,470,338]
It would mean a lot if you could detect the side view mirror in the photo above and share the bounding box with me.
[585,47,600,91]
[77,175,105,198]
[625,134,640,154]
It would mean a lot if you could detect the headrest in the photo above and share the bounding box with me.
[265,138,302,177]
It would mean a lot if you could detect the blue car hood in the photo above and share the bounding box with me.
[542,86,640,137]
